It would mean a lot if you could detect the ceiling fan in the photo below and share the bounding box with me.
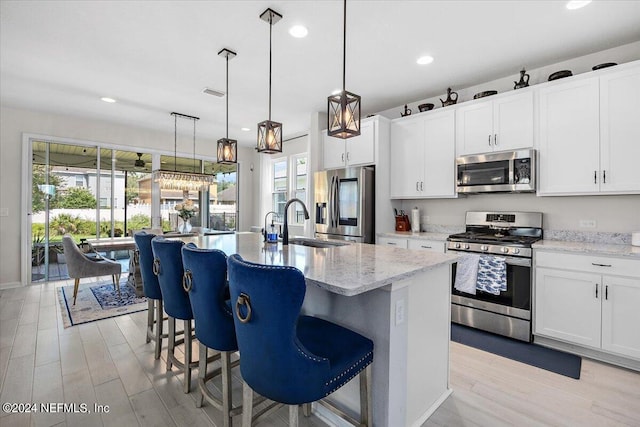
[134,153,146,168]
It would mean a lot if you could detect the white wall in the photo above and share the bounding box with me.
[0,106,256,287]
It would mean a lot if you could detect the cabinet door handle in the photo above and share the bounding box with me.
[603,170,606,184]
[416,181,419,191]
[342,153,345,162]
[488,135,492,146]
[494,134,498,145]
[594,170,597,184]
[346,152,350,161]
[605,285,609,300]
[420,181,424,191]
[591,262,612,267]
[595,283,599,299]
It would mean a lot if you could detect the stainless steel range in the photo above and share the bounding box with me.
[448,211,543,342]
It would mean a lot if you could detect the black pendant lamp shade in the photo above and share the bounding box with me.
[327,0,361,139]
[257,8,283,154]
[217,48,238,164]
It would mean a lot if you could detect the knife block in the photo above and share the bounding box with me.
[395,215,411,232]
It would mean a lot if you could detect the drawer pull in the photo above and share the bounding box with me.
[387,242,397,246]
[421,245,432,249]
[591,263,612,267]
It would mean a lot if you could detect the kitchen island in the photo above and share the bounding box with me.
[177,232,458,427]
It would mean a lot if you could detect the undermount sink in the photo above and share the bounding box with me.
[288,238,349,248]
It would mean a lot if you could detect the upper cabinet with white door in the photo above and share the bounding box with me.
[456,89,534,155]
[322,118,375,169]
[390,109,456,199]
[538,61,640,195]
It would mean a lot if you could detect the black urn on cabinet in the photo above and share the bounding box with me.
[440,88,458,107]
[514,68,530,89]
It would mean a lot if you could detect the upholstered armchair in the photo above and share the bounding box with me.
[62,235,121,305]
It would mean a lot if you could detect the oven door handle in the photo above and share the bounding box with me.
[503,256,531,267]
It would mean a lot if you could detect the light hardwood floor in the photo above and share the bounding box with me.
[1,280,639,427]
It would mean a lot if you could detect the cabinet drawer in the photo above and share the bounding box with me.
[407,239,445,253]
[535,251,640,278]
[377,236,408,248]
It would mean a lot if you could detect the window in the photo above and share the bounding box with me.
[75,176,83,187]
[270,155,308,225]
[272,158,288,220]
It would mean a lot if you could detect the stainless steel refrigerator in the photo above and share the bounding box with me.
[314,166,375,243]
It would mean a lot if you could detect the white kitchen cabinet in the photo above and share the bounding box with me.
[323,119,375,169]
[534,251,640,360]
[407,239,445,253]
[599,66,640,193]
[377,236,408,248]
[538,62,640,195]
[390,110,456,199]
[456,90,534,155]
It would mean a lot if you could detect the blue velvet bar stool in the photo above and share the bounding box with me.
[151,236,196,393]
[134,231,166,359]
[227,254,374,427]
[181,244,241,427]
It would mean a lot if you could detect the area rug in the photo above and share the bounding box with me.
[57,280,147,328]
[451,323,582,379]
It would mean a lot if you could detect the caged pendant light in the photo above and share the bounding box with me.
[256,8,283,154]
[327,0,361,139]
[217,48,238,164]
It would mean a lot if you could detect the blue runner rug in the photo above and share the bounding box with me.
[451,323,581,379]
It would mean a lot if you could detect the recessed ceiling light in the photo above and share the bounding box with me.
[241,127,251,132]
[101,97,116,103]
[289,25,308,38]
[566,0,591,10]
[416,55,434,65]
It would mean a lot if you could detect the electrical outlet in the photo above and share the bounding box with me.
[395,299,405,325]
[579,220,596,228]
[0,208,8,217]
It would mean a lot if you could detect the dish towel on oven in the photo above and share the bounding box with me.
[454,253,480,295]
[476,255,507,295]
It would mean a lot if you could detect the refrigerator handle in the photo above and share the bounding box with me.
[329,175,336,227]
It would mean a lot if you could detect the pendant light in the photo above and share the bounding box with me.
[327,0,361,139]
[217,48,238,164]
[257,8,283,154]
[152,112,215,191]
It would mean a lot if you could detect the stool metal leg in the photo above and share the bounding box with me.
[183,319,192,394]
[288,405,299,427]
[196,343,206,408]
[359,365,372,427]
[221,351,232,427]
[154,299,163,360]
[167,316,175,371]
[242,381,253,427]
[146,299,154,343]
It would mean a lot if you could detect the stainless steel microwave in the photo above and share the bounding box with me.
[456,149,536,194]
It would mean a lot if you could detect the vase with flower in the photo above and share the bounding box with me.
[175,199,197,233]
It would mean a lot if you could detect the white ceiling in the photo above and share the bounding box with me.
[2,1,640,149]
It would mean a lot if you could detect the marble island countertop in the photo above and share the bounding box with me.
[377,231,452,242]
[176,232,458,296]
[533,240,640,259]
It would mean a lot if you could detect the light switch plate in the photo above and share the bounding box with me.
[0,208,8,217]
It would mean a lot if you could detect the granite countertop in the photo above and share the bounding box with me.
[533,240,640,259]
[176,232,457,296]
[377,231,451,242]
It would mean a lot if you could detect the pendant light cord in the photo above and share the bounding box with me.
[174,113,177,172]
[342,0,346,92]
[226,54,229,138]
[268,13,273,120]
